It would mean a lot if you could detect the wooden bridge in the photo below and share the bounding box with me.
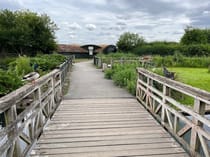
[0,59,210,157]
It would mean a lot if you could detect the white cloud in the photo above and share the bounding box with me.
[85,24,96,31]
[69,22,82,30]
[203,10,210,15]
[69,35,76,39]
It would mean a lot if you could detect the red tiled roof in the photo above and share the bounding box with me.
[58,44,87,53]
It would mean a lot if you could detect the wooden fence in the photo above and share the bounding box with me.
[93,56,154,69]
[0,57,72,157]
[136,68,210,157]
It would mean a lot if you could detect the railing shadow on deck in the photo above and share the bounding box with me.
[136,68,210,157]
[0,56,72,157]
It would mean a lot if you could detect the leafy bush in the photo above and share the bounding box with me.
[8,56,32,77]
[0,57,16,70]
[30,54,66,72]
[104,69,114,79]
[0,70,23,96]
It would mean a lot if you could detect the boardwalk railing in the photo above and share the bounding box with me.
[136,68,210,157]
[0,57,72,157]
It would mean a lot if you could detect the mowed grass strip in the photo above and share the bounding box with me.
[168,68,210,92]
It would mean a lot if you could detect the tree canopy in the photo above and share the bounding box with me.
[116,32,145,52]
[181,27,210,45]
[0,9,57,56]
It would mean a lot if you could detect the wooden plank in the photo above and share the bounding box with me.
[50,117,154,123]
[48,119,156,125]
[38,133,171,143]
[44,123,158,131]
[34,138,177,149]
[42,126,164,135]
[31,147,185,156]
[30,153,189,157]
[50,113,153,120]
[37,129,166,139]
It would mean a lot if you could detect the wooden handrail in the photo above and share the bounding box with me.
[0,57,72,157]
[136,68,210,157]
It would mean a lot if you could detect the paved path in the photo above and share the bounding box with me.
[64,61,132,99]
[31,61,189,157]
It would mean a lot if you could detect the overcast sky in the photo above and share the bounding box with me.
[1,0,210,45]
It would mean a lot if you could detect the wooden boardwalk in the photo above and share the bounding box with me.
[30,61,189,157]
[31,98,188,157]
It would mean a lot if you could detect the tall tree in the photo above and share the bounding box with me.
[0,10,57,56]
[117,32,145,52]
[180,27,208,45]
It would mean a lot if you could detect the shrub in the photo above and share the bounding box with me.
[104,69,114,79]
[104,63,138,95]
[0,70,23,96]
[30,54,66,72]
[8,56,32,77]
[0,57,16,70]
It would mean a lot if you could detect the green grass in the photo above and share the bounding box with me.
[153,67,210,107]
[168,67,210,92]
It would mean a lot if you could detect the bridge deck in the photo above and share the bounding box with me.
[31,61,189,157]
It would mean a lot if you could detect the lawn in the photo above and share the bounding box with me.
[152,67,210,107]
[168,67,210,92]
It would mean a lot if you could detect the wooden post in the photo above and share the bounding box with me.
[145,77,150,107]
[4,105,22,157]
[161,85,169,124]
[110,58,113,67]
[190,99,206,154]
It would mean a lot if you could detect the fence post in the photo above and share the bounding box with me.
[161,85,170,124]
[4,105,22,157]
[190,99,206,154]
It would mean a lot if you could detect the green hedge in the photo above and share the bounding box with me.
[133,44,210,56]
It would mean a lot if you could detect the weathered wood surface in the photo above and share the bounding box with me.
[31,98,188,157]
[137,68,210,157]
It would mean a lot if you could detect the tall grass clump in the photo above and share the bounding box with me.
[104,63,139,95]
[8,56,32,77]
